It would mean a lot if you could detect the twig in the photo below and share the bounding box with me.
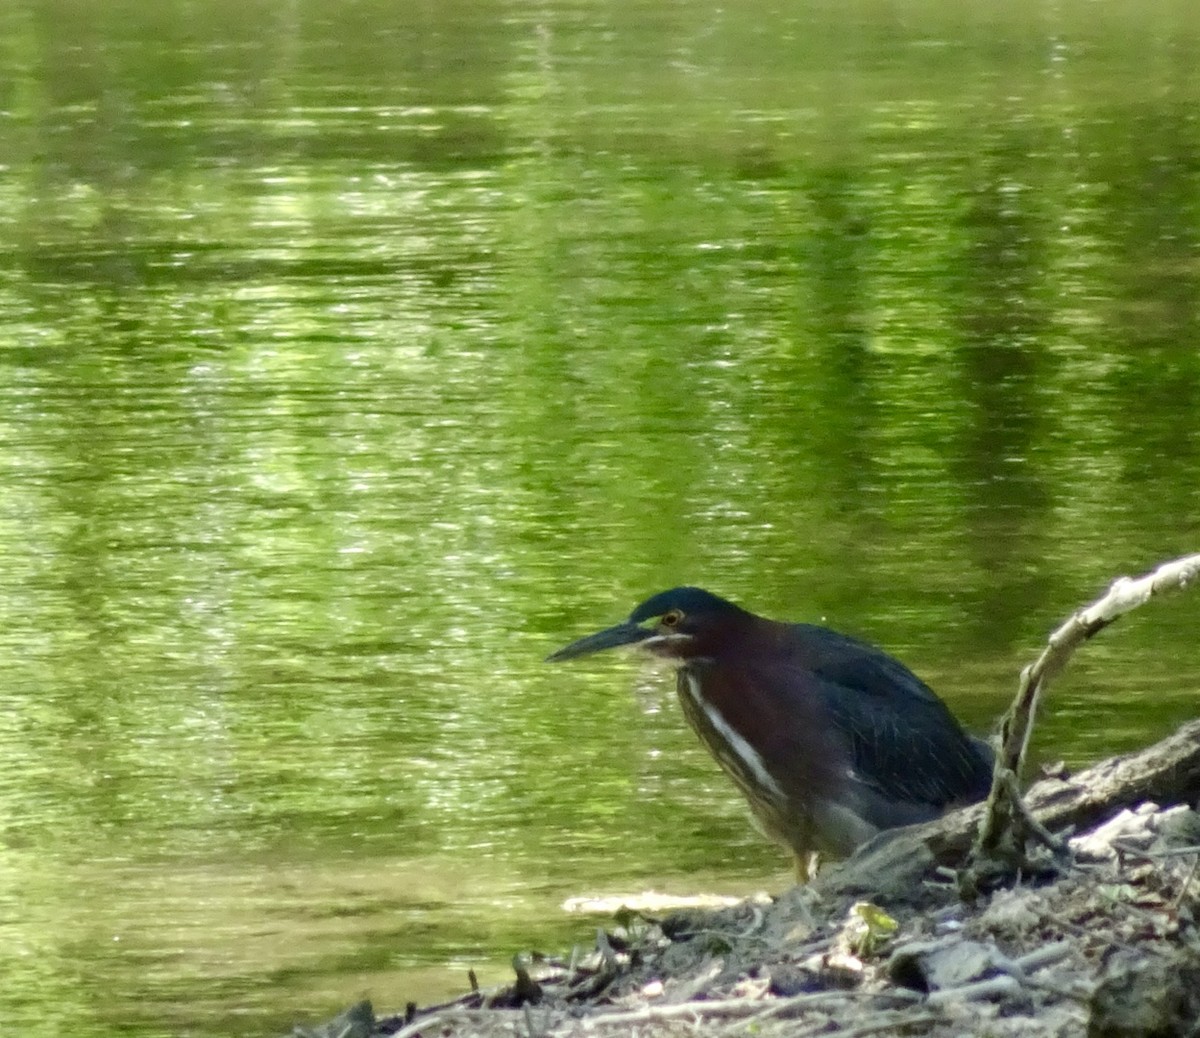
[1173,853,1200,911]
[566,944,581,985]
[577,997,760,1028]
[524,1002,551,1038]
[838,1011,942,1037]
[925,974,1021,1006]
[390,1006,533,1038]
[1011,941,1073,974]
[389,1013,448,1038]
[1110,841,1200,861]
[1002,769,1069,854]
[740,903,765,938]
[763,1009,941,1038]
[669,925,775,948]
[576,987,920,1032]
[717,987,921,1035]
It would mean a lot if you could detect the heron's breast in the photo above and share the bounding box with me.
[675,668,789,807]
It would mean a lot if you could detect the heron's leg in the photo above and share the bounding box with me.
[794,851,821,883]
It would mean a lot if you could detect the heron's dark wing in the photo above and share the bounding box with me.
[816,669,993,811]
[755,635,993,812]
[789,623,945,706]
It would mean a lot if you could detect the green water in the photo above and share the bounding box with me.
[1,1,1199,1034]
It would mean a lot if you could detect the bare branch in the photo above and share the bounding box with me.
[973,552,1200,865]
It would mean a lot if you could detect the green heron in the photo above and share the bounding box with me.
[547,587,993,880]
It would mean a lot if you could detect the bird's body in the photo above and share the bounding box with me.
[547,587,993,879]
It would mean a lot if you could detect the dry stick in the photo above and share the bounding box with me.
[573,987,920,1033]
[838,1012,942,1038]
[974,552,1200,863]
[713,987,921,1036]
[1010,940,1073,974]
[771,1008,940,1038]
[925,974,1022,1006]
[1174,853,1200,911]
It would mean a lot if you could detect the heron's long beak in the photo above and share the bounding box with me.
[545,621,654,662]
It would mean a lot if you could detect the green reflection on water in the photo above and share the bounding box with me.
[1,0,1199,1035]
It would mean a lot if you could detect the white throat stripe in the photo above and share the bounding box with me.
[683,673,786,800]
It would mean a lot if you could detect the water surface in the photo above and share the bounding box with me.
[1,1,1199,1035]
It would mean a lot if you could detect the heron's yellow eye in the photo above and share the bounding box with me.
[661,609,684,627]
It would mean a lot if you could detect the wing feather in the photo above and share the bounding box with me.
[753,627,993,811]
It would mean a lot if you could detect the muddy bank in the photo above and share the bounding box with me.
[291,720,1200,1038]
